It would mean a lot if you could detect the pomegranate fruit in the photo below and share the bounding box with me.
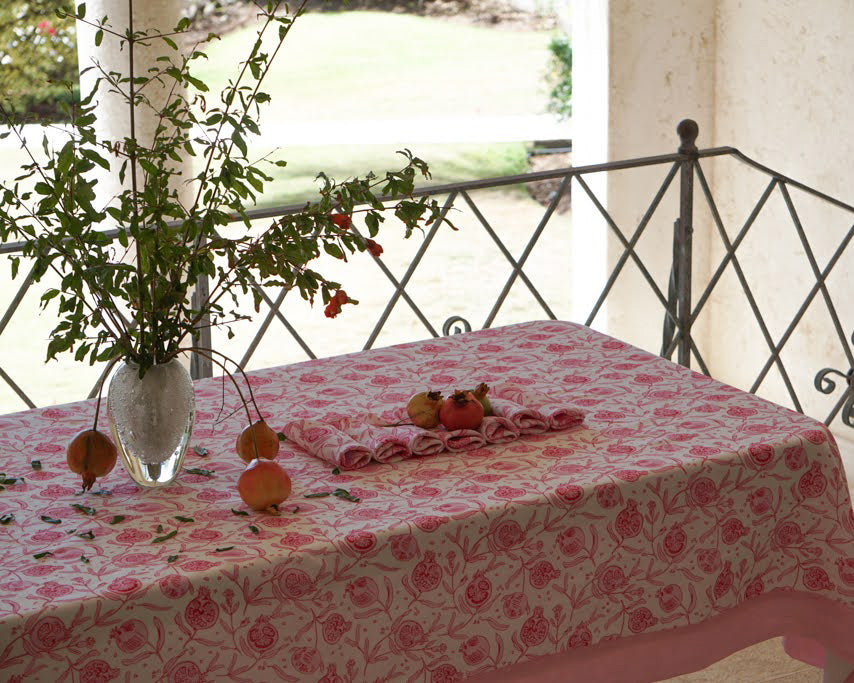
[439,391,484,430]
[236,420,280,463]
[238,459,292,511]
[66,429,118,491]
[469,383,492,416]
[406,391,444,429]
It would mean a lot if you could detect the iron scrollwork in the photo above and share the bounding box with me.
[442,316,473,336]
[814,344,854,428]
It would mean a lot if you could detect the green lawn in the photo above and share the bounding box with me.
[193,11,552,121]
[190,10,552,206]
[254,142,529,207]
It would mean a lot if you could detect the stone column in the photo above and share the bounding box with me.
[76,0,190,206]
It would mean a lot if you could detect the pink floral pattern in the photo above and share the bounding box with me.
[1,320,853,681]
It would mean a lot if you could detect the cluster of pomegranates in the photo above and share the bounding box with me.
[66,418,292,513]
[406,383,492,430]
[234,420,292,511]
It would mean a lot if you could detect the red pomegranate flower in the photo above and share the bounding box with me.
[364,238,383,257]
[324,289,349,318]
[329,213,352,231]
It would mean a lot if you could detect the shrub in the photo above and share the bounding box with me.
[545,33,571,120]
[0,0,78,122]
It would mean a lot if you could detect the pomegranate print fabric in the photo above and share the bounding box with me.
[1,320,854,681]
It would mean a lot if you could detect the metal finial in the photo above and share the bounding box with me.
[677,119,699,155]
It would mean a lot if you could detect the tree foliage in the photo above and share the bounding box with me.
[0,0,448,375]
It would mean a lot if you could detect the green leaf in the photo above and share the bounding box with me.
[323,243,344,260]
[231,508,249,516]
[152,530,177,543]
[303,492,330,499]
[231,131,247,157]
[249,525,259,534]
[71,503,96,516]
[215,546,234,552]
[33,551,54,559]
[80,554,90,563]
[277,432,286,441]
[174,516,194,523]
[95,29,103,46]
[30,461,42,470]
[185,74,209,92]
[167,555,179,563]
[41,515,62,524]
[185,467,214,477]
[77,3,86,19]
[76,530,95,540]
[108,515,126,524]
[332,488,361,503]
[331,467,341,475]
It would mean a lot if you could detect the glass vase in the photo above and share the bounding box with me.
[107,358,195,487]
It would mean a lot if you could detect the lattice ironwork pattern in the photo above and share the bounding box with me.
[1,120,852,432]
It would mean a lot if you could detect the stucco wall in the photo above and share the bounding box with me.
[570,0,716,351]
[709,0,854,445]
[572,0,854,448]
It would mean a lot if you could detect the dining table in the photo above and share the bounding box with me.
[2,319,854,683]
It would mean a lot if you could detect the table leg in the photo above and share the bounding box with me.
[823,649,854,683]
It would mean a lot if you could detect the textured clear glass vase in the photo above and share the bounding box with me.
[107,358,195,487]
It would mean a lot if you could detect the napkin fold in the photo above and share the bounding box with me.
[343,422,410,463]
[494,384,585,431]
[383,424,446,457]
[479,415,520,443]
[282,419,373,470]
[489,397,549,434]
[360,413,446,458]
[441,428,486,452]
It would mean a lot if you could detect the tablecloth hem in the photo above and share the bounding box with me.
[470,590,854,683]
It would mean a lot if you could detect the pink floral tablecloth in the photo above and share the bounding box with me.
[2,320,854,683]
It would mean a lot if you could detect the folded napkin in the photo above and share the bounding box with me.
[282,419,373,470]
[493,384,585,431]
[441,429,486,452]
[490,397,549,435]
[384,424,445,457]
[479,415,520,444]
[343,422,410,463]
[362,412,446,457]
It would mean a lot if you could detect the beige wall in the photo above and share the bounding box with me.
[572,0,854,446]
[710,0,854,443]
[571,0,716,350]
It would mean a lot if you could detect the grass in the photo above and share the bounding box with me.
[255,142,530,206]
[190,10,552,206]
[193,11,552,121]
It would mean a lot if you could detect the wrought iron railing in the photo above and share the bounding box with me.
[0,119,852,433]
